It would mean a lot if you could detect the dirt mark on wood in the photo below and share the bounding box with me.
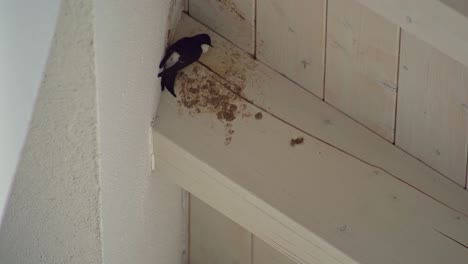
[255,112,263,120]
[177,64,262,145]
[290,137,304,147]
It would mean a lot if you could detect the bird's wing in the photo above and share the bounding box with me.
[159,37,188,69]
[158,51,201,78]
[159,47,175,69]
[161,72,178,97]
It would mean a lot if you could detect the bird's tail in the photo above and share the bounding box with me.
[161,72,177,97]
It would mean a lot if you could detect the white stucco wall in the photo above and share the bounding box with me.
[0,0,185,263]
[0,0,61,224]
[94,0,185,264]
[0,0,102,263]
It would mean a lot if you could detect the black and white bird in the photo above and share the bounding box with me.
[158,34,212,97]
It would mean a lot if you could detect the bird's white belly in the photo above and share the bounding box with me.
[165,52,180,69]
[201,44,210,53]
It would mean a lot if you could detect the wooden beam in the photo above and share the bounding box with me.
[153,63,468,264]
[353,0,468,67]
[154,14,468,264]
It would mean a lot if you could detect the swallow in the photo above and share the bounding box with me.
[158,33,212,97]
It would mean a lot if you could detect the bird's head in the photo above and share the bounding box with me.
[196,33,212,53]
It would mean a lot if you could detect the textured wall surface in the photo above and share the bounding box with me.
[0,0,60,222]
[94,0,185,264]
[0,0,102,263]
[0,0,185,263]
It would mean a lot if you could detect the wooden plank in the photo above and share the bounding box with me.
[189,0,254,54]
[174,13,468,217]
[168,0,187,41]
[182,190,189,264]
[396,31,468,187]
[153,62,468,264]
[256,0,325,97]
[325,0,400,141]
[190,196,252,264]
[353,0,468,68]
[253,237,298,264]
[190,197,301,264]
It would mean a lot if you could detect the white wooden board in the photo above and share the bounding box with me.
[325,0,400,142]
[174,14,468,216]
[190,197,301,264]
[190,196,252,264]
[353,0,468,68]
[256,0,326,97]
[168,0,187,41]
[189,0,254,53]
[396,31,468,187]
[153,62,468,263]
[253,237,298,264]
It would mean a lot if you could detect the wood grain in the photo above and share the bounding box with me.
[189,0,254,54]
[325,0,400,141]
[396,31,468,187]
[256,0,326,97]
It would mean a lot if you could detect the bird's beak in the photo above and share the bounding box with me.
[209,44,213,47]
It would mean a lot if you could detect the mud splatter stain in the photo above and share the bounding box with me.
[290,137,304,147]
[254,112,263,120]
[177,64,254,145]
[177,65,245,123]
[224,136,232,145]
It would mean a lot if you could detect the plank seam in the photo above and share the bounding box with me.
[434,229,468,249]
[393,144,467,188]
[322,0,329,102]
[253,0,257,58]
[188,193,192,264]
[250,233,254,264]
[465,146,468,189]
[393,27,402,144]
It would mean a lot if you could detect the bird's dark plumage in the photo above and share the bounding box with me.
[158,34,212,97]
